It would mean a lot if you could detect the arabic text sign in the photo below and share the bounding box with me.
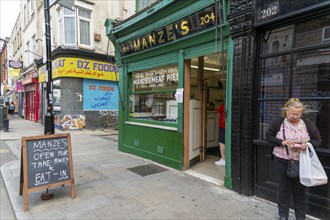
[83,79,119,110]
[39,57,119,82]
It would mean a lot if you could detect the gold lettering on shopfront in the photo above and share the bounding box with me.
[120,5,218,55]
[158,30,165,43]
[181,20,189,35]
[134,39,141,51]
[149,34,156,46]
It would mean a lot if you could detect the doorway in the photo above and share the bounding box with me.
[186,52,227,184]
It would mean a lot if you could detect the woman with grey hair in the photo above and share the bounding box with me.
[266,98,322,220]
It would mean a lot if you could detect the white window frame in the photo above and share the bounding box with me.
[77,7,92,48]
[57,2,93,49]
[58,6,77,46]
[322,26,330,43]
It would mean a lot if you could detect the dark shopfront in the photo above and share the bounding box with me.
[106,0,234,187]
[228,0,330,218]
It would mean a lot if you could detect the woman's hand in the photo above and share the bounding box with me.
[298,143,307,151]
[282,140,306,151]
[282,140,295,147]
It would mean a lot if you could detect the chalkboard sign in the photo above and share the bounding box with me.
[20,133,75,212]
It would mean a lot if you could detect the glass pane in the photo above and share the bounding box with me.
[302,100,330,150]
[64,7,75,15]
[295,14,330,48]
[79,20,90,45]
[132,66,178,91]
[260,55,291,98]
[316,101,330,150]
[64,17,75,44]
[261,25,294,55]
[258,101,284,139]
[130,92,177,123]
[53,79,61,113]
[78,8,91,19]
[293,50,330,97]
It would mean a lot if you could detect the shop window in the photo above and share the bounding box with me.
[293,49,330,97]
[261,25,293,55]
[260,55,291,99]
[257,14,330,150]
[53,79,61,114]
[295,14,330,47]
[129,65,178,123]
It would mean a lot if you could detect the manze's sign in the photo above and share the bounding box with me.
[120,4,220,56]
[20,133,75,212]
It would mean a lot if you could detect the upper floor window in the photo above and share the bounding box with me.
[59,7,76,45]
[58,6,92,48]
[77,8,91,46]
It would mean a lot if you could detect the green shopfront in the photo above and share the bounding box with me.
[105,0,233,188]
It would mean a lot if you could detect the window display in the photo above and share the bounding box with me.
[130,65,178,123]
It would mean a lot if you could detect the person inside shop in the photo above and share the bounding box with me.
[266,98,322,220]
[9,101,16,115]
[207,102,215,110]
[215,102,226,166]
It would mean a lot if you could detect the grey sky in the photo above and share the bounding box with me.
[0,0,20,47]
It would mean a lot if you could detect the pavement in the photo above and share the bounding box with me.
[0,116,312,220]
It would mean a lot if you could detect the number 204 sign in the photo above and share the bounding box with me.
[20,133,76,212]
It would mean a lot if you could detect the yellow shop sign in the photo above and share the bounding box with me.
[38,57,119,82]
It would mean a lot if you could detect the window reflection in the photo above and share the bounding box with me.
[295,14,330,48]
[258,14,330,150]
[316,101,330,149]
[258,101,283,139]
[261,25,293,55]
[260,55,290,98]
[293,50,330,97]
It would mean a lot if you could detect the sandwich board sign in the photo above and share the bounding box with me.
[20,133,75,212]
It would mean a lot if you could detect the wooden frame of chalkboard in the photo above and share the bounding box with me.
[20,133,76,212]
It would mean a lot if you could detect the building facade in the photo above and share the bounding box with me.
[37,48,119,130]
[106,0,233,184]
[7,0,135,129]
[228,0,330,218]
[107,0,329,218]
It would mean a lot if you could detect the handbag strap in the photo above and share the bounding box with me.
[282,123,291,157]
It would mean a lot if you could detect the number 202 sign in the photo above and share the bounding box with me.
[260,2,279,19]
